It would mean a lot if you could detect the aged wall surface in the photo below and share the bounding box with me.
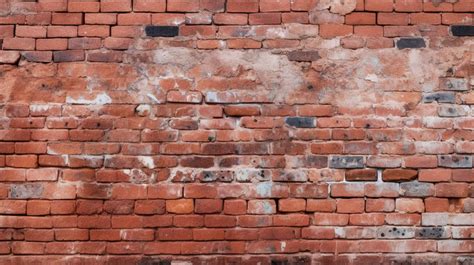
[0,0,473,264]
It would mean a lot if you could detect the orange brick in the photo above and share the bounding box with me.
[365,0,394,12]
[36,38,68,50]
[166,199,194,214]
[167,0,199,12]
[133,0,166,12]
[260,0,290,12]
[320,23,353,38]
[101,0,131,12]
[227,0,259,12]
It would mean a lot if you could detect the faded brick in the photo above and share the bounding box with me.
[329,156,364,169]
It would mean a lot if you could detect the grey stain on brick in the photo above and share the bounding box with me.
[416,227,445,239]
[451,25,474,36]
[199,170,234,182]
[439,78,468,91]
[422,92,455,103]
[439,155,472,168]
[400,182,434,197]
[10,184,43,199]
[145,26,179,37]
[396,38,426,49]
[438,105,468,117]
[285,117,315,128]
[329,156,364,169]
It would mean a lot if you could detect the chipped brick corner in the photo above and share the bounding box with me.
[0,0,473,263]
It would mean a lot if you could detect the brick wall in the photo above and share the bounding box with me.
[0,0,473,263]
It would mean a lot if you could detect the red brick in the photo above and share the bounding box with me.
[117,13,150,25]
[423,1,453,12]
[425,197,449,212]
[78,25,110,37]
[378,13,409,25]
[68,1,100,12]
[394,0,422,12]
[290,0,317,11]
[101,0,132,12]
[151,13,185,25]
[435,183,469,198]
[346,12,376,25]
[133,0,165,12]
[3,38,36,50]
[224,200,247,215]
[320,24,353,38]
[228,39,262,49]
[279,199,306,212]
[260,0,290,12]
[442,13,473,25]
[46,26,77,38]
[396,198,424,213]
[249,13,281,25]
[354,25,384,37]
[419,169,451,182]
[195,199,223,214]
[6,155,38,168]
[85,13,117,25]
[337,198,365,213]
[213,13,248,25]
[36,38,68,50]
[0,25,14,38]
[52,13,82,25]
[167,0,199,12]
[410,13,441,25]
[383,169,418,182]
[365,0,394,12]
[306,199,336,212]
[16,25,47,38]
[227,0,259,12]
[166,199,194,214]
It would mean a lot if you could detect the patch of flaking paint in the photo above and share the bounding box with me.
[256,182,272,197]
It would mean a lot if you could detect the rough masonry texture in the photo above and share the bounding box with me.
[0,0,473,264]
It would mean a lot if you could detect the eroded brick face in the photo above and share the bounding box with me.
[0,0,473,263]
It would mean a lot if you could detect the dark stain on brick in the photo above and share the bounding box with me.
[145,25,179,37]
[198,170,234,182]
[285,117,315,128]
[139,257,171,265]
[22,51,52,63]
[396,38,426,49]
[422,92,455,103]
[287,51,320,62]
[451,25,474,36]
[303,155,328,168]
[417,227,444,238]
[53,50,85,62]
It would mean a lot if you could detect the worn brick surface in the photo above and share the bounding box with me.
[0,0,472,262]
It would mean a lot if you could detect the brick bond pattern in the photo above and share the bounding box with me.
[0,0,473,264]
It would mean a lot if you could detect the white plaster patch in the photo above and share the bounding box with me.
[66,92,112,105]
[138,156,155,169]
[30,104,51,112]
[365,74,379,82]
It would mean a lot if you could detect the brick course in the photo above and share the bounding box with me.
[0,0,473,263]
